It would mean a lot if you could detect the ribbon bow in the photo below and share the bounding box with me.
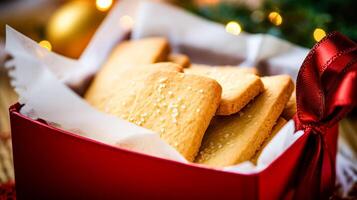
[292,32,357,199]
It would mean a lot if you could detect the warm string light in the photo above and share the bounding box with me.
[96,0,113,12]
[313,28,326,42]
[268,11,283,26]
[39,40,52,51]
[225,21,242,35]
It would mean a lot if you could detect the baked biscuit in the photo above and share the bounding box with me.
[105,37,170,68]
[168,54,191,68]
[250,117,288,164]
[86,65,222,162]
[282,90,296,119]
[85,62,183,108]
[185,65,263,115]
[85,37,177,105]
[195,75,294,167]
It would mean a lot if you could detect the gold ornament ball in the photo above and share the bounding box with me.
[46,0,106,58]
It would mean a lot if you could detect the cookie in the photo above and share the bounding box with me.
[195,75,294,167]
[85,62,183,108]
[86,64,222,162]
[185,65,263,115]
[168,54,191,68]
[106,37,170,68]
[282,89,296,119]
[85,37,178,105]
[86,62,183,112]
[250,117,288,164]
[94,37,171,80]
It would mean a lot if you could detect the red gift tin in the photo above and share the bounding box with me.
[8,21,357,200]
[10,103,313,199]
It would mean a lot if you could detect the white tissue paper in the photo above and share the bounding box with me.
[5,0,309,173]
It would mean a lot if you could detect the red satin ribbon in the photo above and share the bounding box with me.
[292,32,357,199]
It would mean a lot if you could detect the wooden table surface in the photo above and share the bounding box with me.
[0,68,17,184]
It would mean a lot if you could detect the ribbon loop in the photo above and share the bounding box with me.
[293,116,329,136]
[293,32,357,199]
[296,32,357,127]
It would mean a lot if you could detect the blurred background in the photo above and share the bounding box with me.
[0,0,356,198]
[1,0,356,59]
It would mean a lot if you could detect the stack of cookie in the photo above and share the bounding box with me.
[85,37,296,167]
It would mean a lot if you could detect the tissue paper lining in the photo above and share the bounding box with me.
[4,0,307,173]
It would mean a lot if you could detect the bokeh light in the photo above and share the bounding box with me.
[39,40,52,51]
[96,0,113,12]
[225,21,242,35]
[313,28,326,42]
[268,12,283,26]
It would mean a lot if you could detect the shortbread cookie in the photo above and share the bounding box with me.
[85,62,183,107]
[168,54,190,68]
[250,117,287,164]
[85,37,177,105]
[185,65,263,115]
[106,37,170,68]
[95,37,171,79]
[86,65,222,161]
[195,75,294,167]
[282,90,296,119]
